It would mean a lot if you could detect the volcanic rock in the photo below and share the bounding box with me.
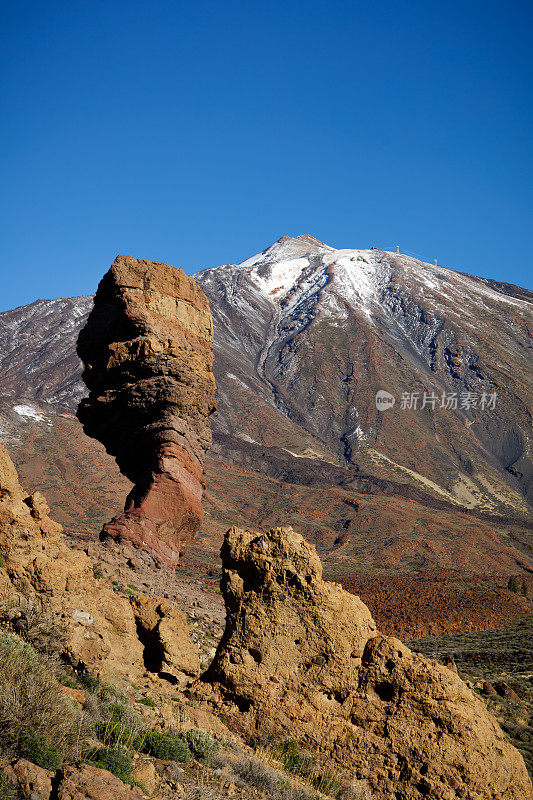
[77,255,216,566]
[482,681,498,696]
[442,655,458,673]
[130,595,200,683]
[4,759,53,800]
[196,525,532,799]
[494,680,521,703]
[56,764,148,800]
[0,441,200,684]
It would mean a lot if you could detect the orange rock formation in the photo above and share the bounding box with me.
[196,525,532,799]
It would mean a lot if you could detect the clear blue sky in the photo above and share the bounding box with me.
[2,0,531,311]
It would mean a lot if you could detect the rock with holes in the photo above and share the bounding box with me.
[77,255,216,567]
[195,526,532,800]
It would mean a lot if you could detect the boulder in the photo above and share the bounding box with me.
[132,758,158,795]
[4,758,53,800]
[494,680,522,703]
[56,765,146,800]
[77,255,216,566]
[195,525,532,800]
[442,655,458,674]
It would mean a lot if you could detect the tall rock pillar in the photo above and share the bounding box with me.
[77,255,216,566]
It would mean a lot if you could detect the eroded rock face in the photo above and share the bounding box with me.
[196,526,532,800]
[0,442,200,685]
[77,255,216,566]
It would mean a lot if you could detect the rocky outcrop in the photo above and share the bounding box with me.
[0,442,199,685]
[196,526,532,800]
[77,255,216,566]
[56,765,148,800]
[4,758,53,799]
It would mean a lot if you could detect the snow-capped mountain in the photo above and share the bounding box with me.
[196,235,533,518]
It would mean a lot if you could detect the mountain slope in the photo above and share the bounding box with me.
[0,237,531,581]
[196,236,533,518]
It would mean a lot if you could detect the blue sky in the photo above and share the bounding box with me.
[1,0,531,311]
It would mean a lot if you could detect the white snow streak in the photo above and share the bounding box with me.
[252,258,309,296]
[13,404,47,422]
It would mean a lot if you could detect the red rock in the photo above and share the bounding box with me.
[494,681,521,703]
[77,255,216,566]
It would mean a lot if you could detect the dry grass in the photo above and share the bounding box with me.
[0,595,67,659]
[0,632,80,761]
[209,748,326,799]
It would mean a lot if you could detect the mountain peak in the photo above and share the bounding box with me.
[236,235,331,273]
[276,234,329,248]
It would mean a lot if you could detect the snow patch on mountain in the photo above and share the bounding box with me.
[13,404,50,424]
[251,257,309,296]
[323,250,391,321]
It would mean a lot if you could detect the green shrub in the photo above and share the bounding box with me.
[271,739,344,797]
[275,739,302,773]
[107,703,128,721]
[0,631,36,661]
[508,576,520,593]
[184,728,219,760]
[138,696,156,708]
[0,602,67,658]
[94,720,144,751]
[94,699,143,751]
[58,673,78,689]
[0,555,5,569]
[17,729,62,771]
[88,747,133,783]
[107,700,142,729]
[142,731,191,762]
[520,580,528,598]
[312,769,341,796]
[215,751,321,800]
[77,672,100,694]
[0,770,23,799]
[99,682,129,704]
